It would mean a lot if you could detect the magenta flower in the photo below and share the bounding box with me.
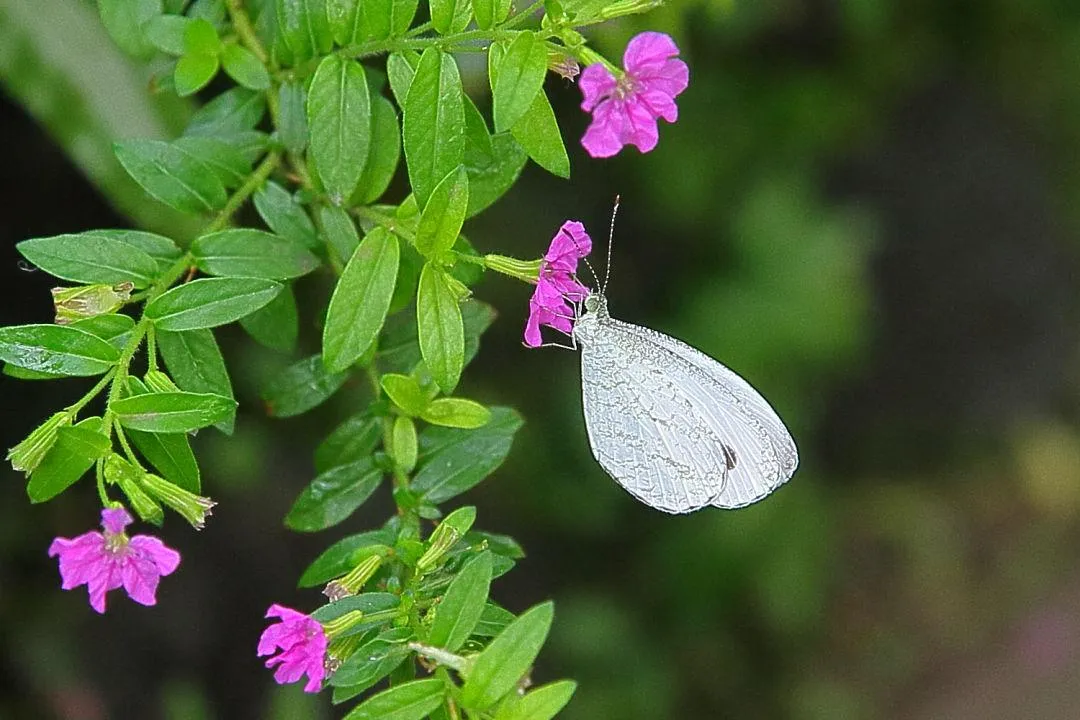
[579,31,690,158]
[258,604,328,693]
[524,221,593,347]
[47,507,181,614]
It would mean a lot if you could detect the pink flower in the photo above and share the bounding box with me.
[524,221,592,347]
[258,604,328,693]
[579,32,690,158]
[47,507,181,614]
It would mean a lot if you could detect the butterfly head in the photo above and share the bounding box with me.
[583,292,608,317]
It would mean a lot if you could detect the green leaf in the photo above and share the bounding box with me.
[146,14,189,55]
[308,55,371,201]
[415,166,469,259]
[0,325,119,376]
[299,527,394,587]
[323,227,400,373]
[240,284,299,352]
[277,81,309,155]
[312,592,400,630]
[185,88,266,137]
[428,551,492,652]
[431,0,472,33]
[254,180,320,249]
[145,278,283,331]
[328,0,361,45]
[460,602,555,710]
[512,90,569,178]
[114,139,227,215]
[262,354,349,418]
[2,316,132,380]
[378,298,494,374]
[464,128,527,217]
[473,603,515,637]
[352,96,401,205]
[361,0,419,40]
[17,232,160,288]
[473,0,510,28]
[318,206,360,267]
[403,48,465,206]
[112,391,237,433]
[314,411,381,473]
[330,627,412,692]
[156,328,235,433]
[417,263,464,393]
[192,229,320,279]
[172,136,255,189]
[380,373,428,415]
[275,0,333,60]
[391,415,418,472]
[412,407,521,503]
[493,32,548,133]
[222,43,271,90]
[420,398,491,429]
[124,378,201,493]
[344,678,445,720]
[98,0,159,58]
[494,680,577,720]
[27,418,109,503]
[386,50,418,107]
[174,52,220,97]
[127,427,201,494]
[86,230,182,273]
[286,457,383,531]
[183,17,222,55]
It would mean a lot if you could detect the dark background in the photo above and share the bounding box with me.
[3,0,1080,718]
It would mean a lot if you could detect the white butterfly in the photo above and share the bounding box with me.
[572,292,798,513]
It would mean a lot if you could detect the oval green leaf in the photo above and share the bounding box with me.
[323,227,400,373]
[460,601,555,711]
[114,139,227,214]
[494,680,577,720]
[261,354,349,418]
[254,180,320,249]
[192,229,320,279]
[415,166,469,259]
[27,418,109,503]
[428,551,493,652]
[419,398,491,429]
[17,233,160,288]
[240,283,299,353]
[145,277,283,331]
[276,0,333,60]
[511,90,569,178]
[156,328,235,433]
[352,95,401,205]
[222,43,271,90]
[285,458,383,532]
[112,391,237,433]
[493,32,548,133]
[417,263,464,393]
[344,678,446,720]
[403,48,465,205]
[309,55,371,202]
[0,325,119,377]
[412,407,521,503]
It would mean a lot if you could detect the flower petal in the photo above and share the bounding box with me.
[544,220,592,270]
[582,99,627,158]
[618,98,661,153]
[622,32,681,77]
[579,64,617,112]
[129,535,182,576]
[100,507,133,535]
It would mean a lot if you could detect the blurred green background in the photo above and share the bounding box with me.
[3,0,1080,718]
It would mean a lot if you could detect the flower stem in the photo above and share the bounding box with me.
[225,0,269,64]
[204,152,282,235]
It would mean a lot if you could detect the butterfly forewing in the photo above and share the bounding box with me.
[578,313,798,512]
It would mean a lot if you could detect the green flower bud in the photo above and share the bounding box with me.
[549,50,580,81]
[323,552,385,601]
[483,254,543,283]
[7,411,70,474]
[138,472,216,530]
[51,282,133,324]
[595,0,664,20]
[416,506,477,574]
[143,370,179,394]
[104,453,164,525]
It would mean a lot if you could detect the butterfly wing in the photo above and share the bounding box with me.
[580,320,731,513]
[623,321,799,508]
[580,317,797,511]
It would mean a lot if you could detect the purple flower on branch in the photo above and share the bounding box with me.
[48,507,180,614]
[579,32,689,158]
[524,221,592,347]
[258,604,328,693]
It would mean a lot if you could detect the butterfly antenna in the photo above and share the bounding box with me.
[601,195,619,295]
[566,226,601,290]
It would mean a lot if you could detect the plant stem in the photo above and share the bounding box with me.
[66,369,117,416]
[204,152,282,234]
[225,0,269,64]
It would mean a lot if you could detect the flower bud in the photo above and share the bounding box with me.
[143,370,179,394]
[548,50,580,81]
[139,472,216,530]
[51,283,133,324]
[323,552,385,601]
[595,0,664,20]
[483,254,543,283]
[104,454,164,525]
[416,506,477,574]
[7,412,70,474]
